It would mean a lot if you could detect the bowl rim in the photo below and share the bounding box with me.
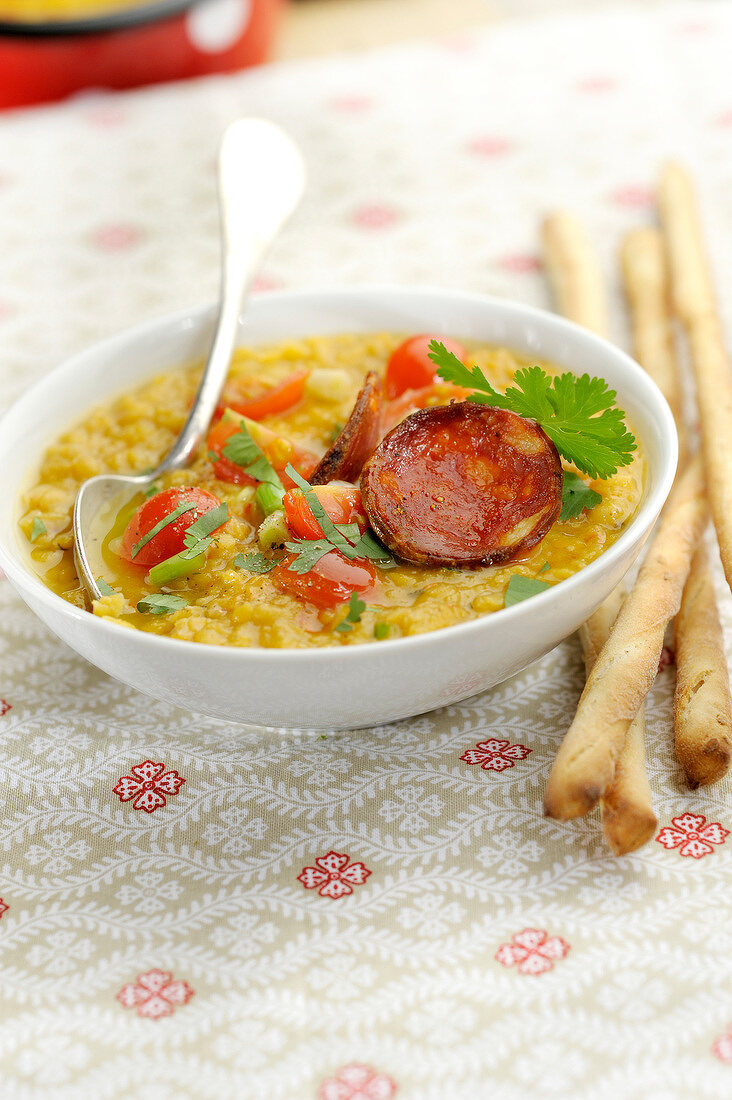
[0,285,678,664]
[0,0,195,38]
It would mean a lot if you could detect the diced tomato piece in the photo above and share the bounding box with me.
[382,381,472,434]
[213,369,309,422]
[272,550,377,610]
[207,416,318,487]
[385,335,467,399]
[119,486,224,567]
[283,485,369,541]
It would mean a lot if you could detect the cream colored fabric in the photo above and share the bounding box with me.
[0,4,731,1097]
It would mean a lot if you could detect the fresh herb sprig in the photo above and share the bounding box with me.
[179,502,229,560]
[428,341,636,480]
[284,465,394,571]
[137,593,188,616]
[130,502,196,559]
[222,421,284,489]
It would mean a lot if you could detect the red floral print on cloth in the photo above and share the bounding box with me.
[318,1063,397,1100]
[655,814,729,859]
[0,699,11,717]
[351,204,402,230]
[91,224,143,251]
[460,738,532,771]
[465,136,512,157]
[712,1023,732,1063]
[496,253,542,274]
[610,185,655,208]
[495,929,570,975]
[0,898,8,919]
[298,851,371,899]
[113,760,186,813]
[116,969,194,1018]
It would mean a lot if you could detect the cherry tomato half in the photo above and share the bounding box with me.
[382,381,472,435]
[213,369,309,422]
[207,417,318,487]
[384,335,467,399]
[119,486,224,567]
[272,549,377,610]
[283,485,369,541]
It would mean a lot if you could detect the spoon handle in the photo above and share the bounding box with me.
[157,119,306,475]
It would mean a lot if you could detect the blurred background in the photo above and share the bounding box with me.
[0,0,666,110]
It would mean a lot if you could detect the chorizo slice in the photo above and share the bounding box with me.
[360,402,563,567]
[310,372,383,486]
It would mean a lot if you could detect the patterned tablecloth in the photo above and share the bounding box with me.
[1,3,731,1097]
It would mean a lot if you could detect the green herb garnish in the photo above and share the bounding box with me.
[504,574,551,607]
[538,562,550,574]
[284,464,394,571]
[29,517,46,542]
[428,341,636,480]
[130,502,196,559]
[222,421,284,488]
[374,621,391,640]
[136,593,188,616]
[559,471,603,521]
[145,483,160,499]
[256,482,285,517]
[234,551,278,574]
[96,578,115,596]
[335,591,367,632]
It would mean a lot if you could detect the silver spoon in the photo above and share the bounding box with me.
[73,118,306,602]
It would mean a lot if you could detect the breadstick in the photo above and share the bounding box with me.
[544,454,707,820]
[541,212,609,336]
[620,227,684,430]
[579,592,658,854]
[674,542,732,787]
[658,162,732,593]
[542,210,658,842]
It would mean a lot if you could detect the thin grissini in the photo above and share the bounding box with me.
[541,209,659,839]
[620,227,684,435]
[544,454,708,820]
[579,591,657,855]
[541,213,609,337]
[674,542,732,787]
[658,162,732,594]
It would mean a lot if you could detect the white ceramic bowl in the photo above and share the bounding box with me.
[0,287,677,730]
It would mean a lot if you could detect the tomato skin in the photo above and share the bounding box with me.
[283,485,369,540]
[213,369,309,422]
[119,487,224,567]
[272,550,377,610]
[382,381,472,434]
[207,417,317,487]
[385,335,467,399]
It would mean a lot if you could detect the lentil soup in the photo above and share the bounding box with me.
[20,333,644,648]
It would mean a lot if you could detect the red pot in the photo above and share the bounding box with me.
[0,0,282,109]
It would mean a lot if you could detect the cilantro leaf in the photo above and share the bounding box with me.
[136,593,188,615]
[284,539,334,574]
[374,621,391,640]
[183,502,229,545]
[560,472,602,521]
[29,517,46,542]
[234,551,278,573]
[504,574,551,607]
[335,591,367,632]
[428,340,637,479]
[96,578,115,596]
[222,421,284,488]
[351,529,396,567]
[538,562,550,574]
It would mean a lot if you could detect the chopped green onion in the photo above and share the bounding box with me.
[256,482,285,517]
[148,549,206,586]
[257,510,289,551]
